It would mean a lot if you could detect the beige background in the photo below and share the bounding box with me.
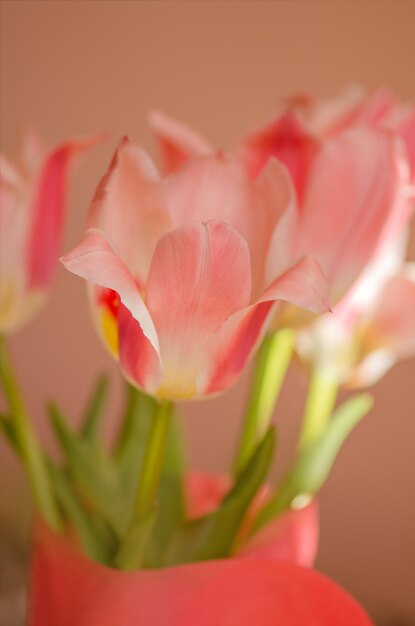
[1,1,415,624]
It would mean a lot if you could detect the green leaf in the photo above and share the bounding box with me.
[114,510,156,571]
[2,411,116,564]
[254,394,373,531]
[47,459,116,564]
[47,402,128,537]
[164,427,276,565]
[80,375,109,443]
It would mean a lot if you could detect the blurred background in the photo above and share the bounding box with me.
[1,1,414,624]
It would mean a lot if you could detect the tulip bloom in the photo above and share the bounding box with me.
[29,521,373,626]
[298,263,415,387]
[0,131,98,334]
[150,87,415,185]
[62,138,329,400]
[150,95,414,389]
[150,97,413,305]
[288,88,415,182]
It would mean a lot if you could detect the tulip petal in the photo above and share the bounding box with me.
[317,89,397,136]
[144,220,251,399]
[205,300,274,394]
[369,266,415,354]
[149,110,212,173]
[117,302,163,393]
[392,107,415,182]
[27,135,101,290]
[252,157,297,292]
[0,158,25,274]
[88,137,171,284]
[238,111,319,198]
[0,161,33,331]
[294,127,411,297]
[61,229,161,386]
[261,254,331,314]
[0,154,23,186]
[186,473,230,519]
[165,153,285,291]
[206,256,330,394]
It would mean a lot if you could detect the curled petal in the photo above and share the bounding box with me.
[205,300,274,395]
[149,110,212,173]
[117,302,163,393]
[206,256,330,395]
[261,254,331,314]
[88,136,171,284]
[60,228,160,362]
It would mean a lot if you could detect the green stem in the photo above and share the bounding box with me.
[0,336,61,530]
[133,399,173,521]
[298,367,338,451]
[233,329,295,475]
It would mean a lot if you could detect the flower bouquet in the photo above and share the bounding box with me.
[1,88,414,625]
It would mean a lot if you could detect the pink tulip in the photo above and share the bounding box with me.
[267,90,414,384]
[150,88,415,185]
[150,97,413,307]
[149,98,414,389]
[29,521,373,626]
[350,265,415,385]
[289,87,415,182]
[298,263,415,387]
[61,138,329,400]
[0,130,99,333]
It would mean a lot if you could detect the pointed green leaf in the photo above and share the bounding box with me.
[164,427,276,565]
[47,402,128,537]
[80,375,109,443]
[47,459,116,564]
[254,394,373,531]
[2,412,116,564]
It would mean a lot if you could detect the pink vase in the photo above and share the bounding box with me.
[27,473,372,625]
